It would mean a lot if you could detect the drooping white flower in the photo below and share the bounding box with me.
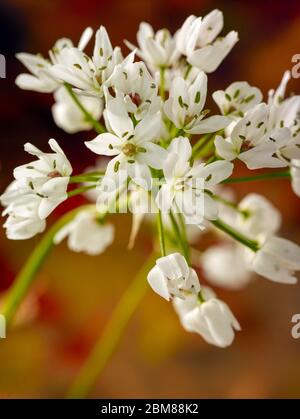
[176,11,238,73]
[15,27,93,93]
[201,244,251,290]
[156,137,233,225]
[54,210,114,255]
[213,81,263,119]
[85,97,166,188]
[147,252,200,301]
[247,236,300,284]
[215,103,294,169]
[164,71,230,134]
[173,287,241,347]
[52,87,103,133]
[51,26,123,97]
[105,57,161,120]
[125,22,180,70]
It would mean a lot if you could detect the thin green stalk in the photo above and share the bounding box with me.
[68,185,96,198]
[66,251,158,399]
[207,191,248,216]
[169,211,190,263]
[184,64,192,80]
[64,83,105,134]
[222,170,291,184]
[157,210,166,256]
[191,133,213,160]
[1,205,95,327]
[211,219,259,251]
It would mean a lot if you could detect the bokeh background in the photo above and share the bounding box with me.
[1,0,300,398]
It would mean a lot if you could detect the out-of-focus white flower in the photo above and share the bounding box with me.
[176,10,238,73]
[147,252,200,300]
[215,103,295,169]
[247,236,300,284]
[105,57,161,120]
[213,81,263,119]
[164,71,230,134]
[125,23,180,70]
[85,97,166,189]
[51,26,123,97]
[156,137,233,225]
[173,287,241,347]
[201,244,251,289]
[52,87,103,133]
[54,210,114,255]
[291,159,300,197]
[15,27,93,93]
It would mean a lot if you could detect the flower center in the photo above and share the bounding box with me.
[48,170,62,178]
[122,143,137,157]
[129,93,142,107]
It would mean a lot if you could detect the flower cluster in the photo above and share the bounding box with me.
[2,9,300,348]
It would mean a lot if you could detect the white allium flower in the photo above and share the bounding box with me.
[247,236,300,284]
[173,287,241,347]
[156,137,233,225]
[176,10,238,73]
[54,210,114,255]
[215,103,295,169]
[147,253,200,301]
[85,97,166,188]
[105,57,161,120]
[51,26,123,97]
[52,87,103,133]
[15,27,93,93]
[125,22,180,70]
[164,71,230,134]
[213,81,263,119]
[201,244,251,290]
[290,159,300,197]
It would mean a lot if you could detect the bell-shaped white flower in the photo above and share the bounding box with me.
[156,137,233,225]
[85,97,166,189]
[147,253,200,301]
[15,27,93,93]
[125,22,180,70]
[105,57,161,120]
[213,81,262,119]
[176,11,238,73]
[173,287,241,347]
[54,210,114,255]
[248,236,300,284]
[164,71,230,134]
[52,87,103,133]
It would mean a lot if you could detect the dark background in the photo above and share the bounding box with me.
[0,0,300,398]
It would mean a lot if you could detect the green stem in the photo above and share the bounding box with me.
[169,211,190,263]
[157,210,166,256]
[222,170,291,184]
[64,83,106,134]
[211,219,259,251]
[68,185,96,198]
[191,133,214,161]
[207,191,247,216]
[66,250,158,399]
[184,64,192,80]
[1,205,94,327]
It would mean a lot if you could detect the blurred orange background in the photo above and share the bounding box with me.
[1,0,300,398]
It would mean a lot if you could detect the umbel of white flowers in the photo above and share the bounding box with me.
[1,9,300,349]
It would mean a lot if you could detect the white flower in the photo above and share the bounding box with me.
[12,139,72,219]
[52,87,103,133]
[54,210,114,255]
[213,81,262,119]
[125,22,180,70]
[15,27,93,93]
[156,137,233,225]
[291,159,300,197]
[248,236,300,284]
[105,57,161,120]
[215,103,294,169]
[51,26,123,97]
[173,287,241,347]
[147,252,200,300]
[176,11,238,73]
[164,71,230,134]
[85,97,166,188]
[201,244,251,290]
